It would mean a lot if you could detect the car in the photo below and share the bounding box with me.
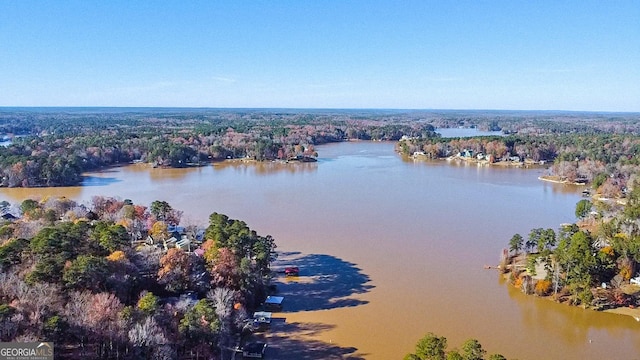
[284,266,299,276]
[242,342,267,358]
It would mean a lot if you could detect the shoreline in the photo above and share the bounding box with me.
[501,257,640,322]
[410,152,548,168]
[537,175,587,186]
[603,306,640,319]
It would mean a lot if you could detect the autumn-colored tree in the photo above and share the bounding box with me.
[210,248,241,290]
[158,248,191,293]
[201,239,218,265]
[106,250,126,262]
[91,196,124,219]
[149,221,169,241]
[534,280,552,296]
[205,212,276,273]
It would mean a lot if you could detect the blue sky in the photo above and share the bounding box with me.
[1,1,638,111]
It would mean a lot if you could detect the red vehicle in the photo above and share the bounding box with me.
[284,266,299,276]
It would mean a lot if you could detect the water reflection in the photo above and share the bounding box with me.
[82,175,121,186]
[213,161,318,176]
[148,166,201,181]
[0,186,83,202]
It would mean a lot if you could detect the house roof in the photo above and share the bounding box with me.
[253,311,272,322]
[265,296,284,305]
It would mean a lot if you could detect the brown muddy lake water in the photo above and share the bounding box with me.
[2,140,639,359]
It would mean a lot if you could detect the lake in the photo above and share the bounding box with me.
[1,141,639,359]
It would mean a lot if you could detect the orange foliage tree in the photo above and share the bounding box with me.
[157,248,191,293]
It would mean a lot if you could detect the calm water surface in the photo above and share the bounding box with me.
[2,141,639,359]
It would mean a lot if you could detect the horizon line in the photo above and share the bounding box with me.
[0,106,638,115]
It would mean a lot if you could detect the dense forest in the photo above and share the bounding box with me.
[0,196,276,359]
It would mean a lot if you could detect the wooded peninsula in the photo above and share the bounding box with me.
[0,196,276,359]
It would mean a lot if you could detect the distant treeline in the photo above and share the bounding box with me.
[0,109,441,187]
[0,108,638,187]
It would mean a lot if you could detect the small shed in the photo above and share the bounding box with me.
[264,296,284,311]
